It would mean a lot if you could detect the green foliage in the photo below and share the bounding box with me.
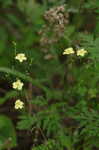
[77,33,99,60]
[32,139,56,150]
[0,91,18,105]
[0,0,99,150]
[17,114,37,130]
[0,115,17,149]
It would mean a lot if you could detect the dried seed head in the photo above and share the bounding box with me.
[39,5,69,54]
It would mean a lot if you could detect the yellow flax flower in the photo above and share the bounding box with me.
[12,79,24,90]
[77,48,87,57]
[63,47,75,55]
[15,99,24,109]
[15,53,27,62]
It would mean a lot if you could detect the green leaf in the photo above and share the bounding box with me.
[0,91,18,105]
[0,115,17,149]
[17,115,37,130]
[0,67,48,93]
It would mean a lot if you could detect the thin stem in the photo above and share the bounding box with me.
[38,127,48,141]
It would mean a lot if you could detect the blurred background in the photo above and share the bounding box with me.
[0,0,99,150]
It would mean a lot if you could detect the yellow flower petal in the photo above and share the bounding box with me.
[12,79,24,90]
[63,47,75,55]
[77,49,87,57]
[15,53,27,62]
[15,99,24,109]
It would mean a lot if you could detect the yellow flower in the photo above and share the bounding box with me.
[15,99,24,109]
[63,47,75,55]
[15,53,27,62]
[12,79,24,90]
[77,48,87,57]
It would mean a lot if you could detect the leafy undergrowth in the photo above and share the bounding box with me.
[1,0,99,150]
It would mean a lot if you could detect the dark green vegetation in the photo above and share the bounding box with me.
[0,0,99,150]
